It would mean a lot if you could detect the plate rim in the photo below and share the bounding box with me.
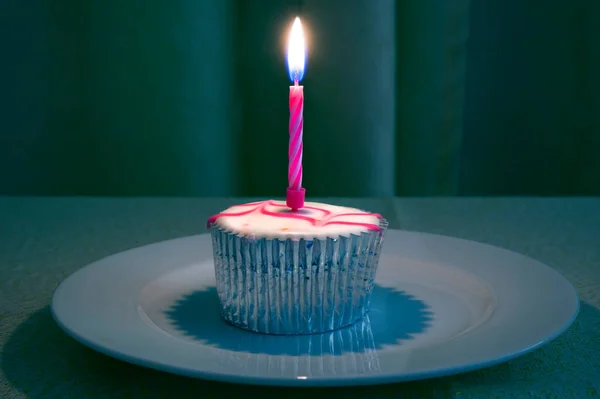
[50,230,580,387]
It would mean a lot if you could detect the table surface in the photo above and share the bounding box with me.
[1,197,599,399]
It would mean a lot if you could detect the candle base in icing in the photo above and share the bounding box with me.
[286,187,305,211]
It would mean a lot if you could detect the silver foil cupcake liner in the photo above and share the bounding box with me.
[209,219,388,335]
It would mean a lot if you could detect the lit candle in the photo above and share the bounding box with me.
[286,17,306,211]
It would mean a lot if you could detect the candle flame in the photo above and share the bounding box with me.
[287,17,306,83]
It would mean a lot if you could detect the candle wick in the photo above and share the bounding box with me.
[294,79,299,86]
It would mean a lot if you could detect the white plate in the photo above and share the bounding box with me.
[51,230,579,386]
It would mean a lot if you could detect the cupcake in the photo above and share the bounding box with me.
[207,200,387,335]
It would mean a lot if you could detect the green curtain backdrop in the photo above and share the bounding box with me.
[396,0,470,195]
[1,0,237,196]
[460,0,600,195]
[1,1,598,196]
[82,1,236,196]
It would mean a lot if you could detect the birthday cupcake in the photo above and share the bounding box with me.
[207,199,387,335]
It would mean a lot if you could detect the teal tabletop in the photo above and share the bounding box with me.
[1,197,599,398]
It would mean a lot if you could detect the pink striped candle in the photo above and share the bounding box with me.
[286,17,306,211]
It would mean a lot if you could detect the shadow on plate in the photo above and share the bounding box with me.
[163,285,432,356]
[2,304,598,398]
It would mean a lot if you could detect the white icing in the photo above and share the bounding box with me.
[213,200,381,239]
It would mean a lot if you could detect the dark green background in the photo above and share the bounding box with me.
[1,1,598,196]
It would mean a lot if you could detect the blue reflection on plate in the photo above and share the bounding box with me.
[164,285,433,356]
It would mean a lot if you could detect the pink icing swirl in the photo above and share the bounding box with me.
[206,200,382,232]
